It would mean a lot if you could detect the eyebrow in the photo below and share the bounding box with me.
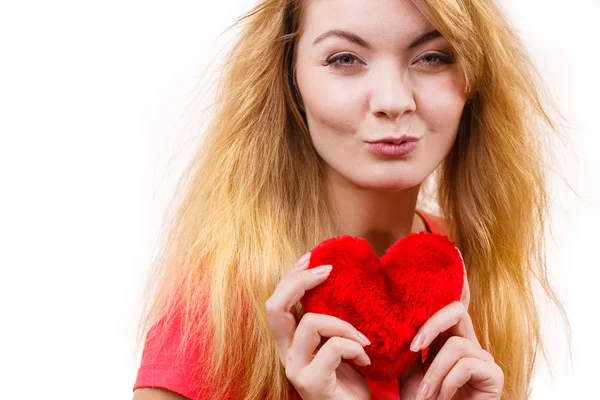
[312,28,442,50]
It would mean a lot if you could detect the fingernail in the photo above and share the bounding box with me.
[311,264,332,276]
[410,333,424,352]
[357,331,371,346]
[296,252,311,269]
[417,382,429,398]
[455,246,464,262]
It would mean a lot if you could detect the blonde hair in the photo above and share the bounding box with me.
[135,0,574,399]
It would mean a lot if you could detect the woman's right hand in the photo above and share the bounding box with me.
[265,252,372,400]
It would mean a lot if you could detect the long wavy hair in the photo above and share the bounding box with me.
[134,0,574,399]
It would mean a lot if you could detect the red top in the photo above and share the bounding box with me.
[133,209,447,399]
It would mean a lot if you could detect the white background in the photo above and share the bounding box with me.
[0,1,598,398]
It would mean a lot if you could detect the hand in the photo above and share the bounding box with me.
[265,252,372,400]
[400,247,504,400]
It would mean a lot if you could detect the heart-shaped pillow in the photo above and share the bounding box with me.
[300,231,464,380]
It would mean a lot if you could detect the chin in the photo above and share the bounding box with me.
[352,174,423,192]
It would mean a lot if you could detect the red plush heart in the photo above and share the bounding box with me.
[300,231,464,381]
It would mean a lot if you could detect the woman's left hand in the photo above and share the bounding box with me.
[400,249,505,400]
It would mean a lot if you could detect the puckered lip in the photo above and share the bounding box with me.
[364,135,420,144]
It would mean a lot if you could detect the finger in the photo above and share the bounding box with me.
[455,246,464,265]
[415,336,494,399]
[284,253,313,320]
[460,272,470,311]
[265,263,333,364]
[455,246,470,310]
[410,301,480,353]
[309,336,371,378]
[284,252,312,280]
[435,357,503,400]
[288,312,371,370]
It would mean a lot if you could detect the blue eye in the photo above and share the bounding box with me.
[417,54,454,68]
[324,52,454,71]
[324,53,361,69]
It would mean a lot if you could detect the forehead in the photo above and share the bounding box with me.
[300,0,434,46]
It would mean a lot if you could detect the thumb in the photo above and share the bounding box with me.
[456,246,470,311]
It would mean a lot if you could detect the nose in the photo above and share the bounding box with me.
[369,64,416,121]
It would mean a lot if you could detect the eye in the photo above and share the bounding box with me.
[324,52,362,70]
[416,53,454,69]
[324,52,454,71]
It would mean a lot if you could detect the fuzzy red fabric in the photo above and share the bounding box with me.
[300,231,464,381]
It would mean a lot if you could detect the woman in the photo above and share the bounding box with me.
[132,0,571,399]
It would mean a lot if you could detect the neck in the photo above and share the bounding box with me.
[324,166,426,258]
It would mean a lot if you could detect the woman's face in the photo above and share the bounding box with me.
[294,0,467,190]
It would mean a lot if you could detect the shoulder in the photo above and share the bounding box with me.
[133,314,210,400]
[415,208,450,236]
[133,387,191,400]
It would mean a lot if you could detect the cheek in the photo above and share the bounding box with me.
[297,69,363,135]
[416,74,466,136]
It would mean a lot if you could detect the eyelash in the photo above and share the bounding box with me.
[324,52,454,70]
